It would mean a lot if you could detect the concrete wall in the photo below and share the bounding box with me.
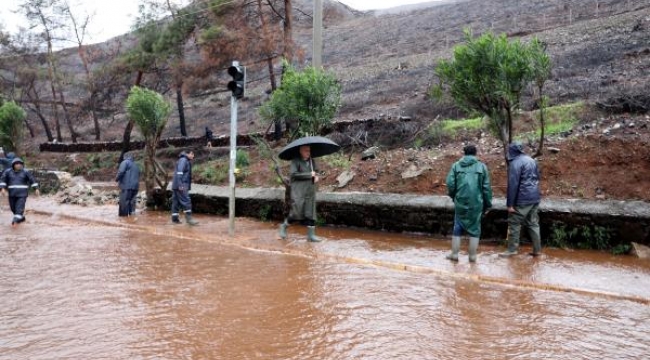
[153,184,650,245]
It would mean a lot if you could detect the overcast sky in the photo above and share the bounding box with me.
[0,0,434,45]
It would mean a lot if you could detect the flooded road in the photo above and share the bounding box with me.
[1,201,650,359]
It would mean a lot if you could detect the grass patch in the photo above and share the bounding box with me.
[440,116,485,136]
[194,160,229,185]
[526,101,585,138]
[321,152,351,170]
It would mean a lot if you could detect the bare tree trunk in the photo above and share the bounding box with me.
[176,83,187,137]
[46,61,62,142]
[256,0,280,139]
[23,118,35,138]
[38,11,76,142]
[38,12,63,143]
[26,87,54,142]
[534,87,546,158]
[55,82,77,143]
[119,71,144,163]
[67,3,100,141]
[283,0,293,63]
[144,141,156,201]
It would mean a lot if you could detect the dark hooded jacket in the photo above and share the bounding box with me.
[0,152,16,172]
[507,143,541,207]
[0,158,38,197]
[172,152,192,191]
[446,155,493,237]
[116,154,140,190]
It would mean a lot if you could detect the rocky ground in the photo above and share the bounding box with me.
[30,110,650,203]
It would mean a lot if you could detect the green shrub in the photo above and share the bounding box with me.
[611,243,631,256]
[0,101,26,153]
[236,149,250,168]
[259,205,272,221]
[260,62,341,138]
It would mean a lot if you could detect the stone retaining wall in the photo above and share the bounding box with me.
[152,184,650,246]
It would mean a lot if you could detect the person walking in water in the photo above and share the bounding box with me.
[171,150,198,225]
[116,152,140,217]
[500,142,542,257]
[445,144,492,262]
[279,145,322,242]
[0,157,39,226]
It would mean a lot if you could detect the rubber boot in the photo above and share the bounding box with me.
[279,220,288,240]
[171,214,181,224]
[185,212,199,226]
[446,236,461,261]
[307,226,322,242]
[468,237,479,263]
[529,229,542,257]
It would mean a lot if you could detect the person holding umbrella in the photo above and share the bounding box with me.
[278,136,340,242]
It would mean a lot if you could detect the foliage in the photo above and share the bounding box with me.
[611,243,631,256]
[441,117,485,136]
[548,222,614,251]
[0,101,26,152]
[548,223,576,249]
[194,160,228,185]
[260,62,341,138]
[125,86,171,139]
[322,152,351,170]
[259,204,272,222]
[433,30,551,155]
[153,9,197,57]
[236,149,250,168]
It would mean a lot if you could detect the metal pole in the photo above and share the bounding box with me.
[229,60,238,236]
[313,0,323,68]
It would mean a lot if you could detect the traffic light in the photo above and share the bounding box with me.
[227,65,246,99]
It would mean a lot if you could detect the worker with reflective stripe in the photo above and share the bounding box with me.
[0,157,40,226]
[170,151,198,225]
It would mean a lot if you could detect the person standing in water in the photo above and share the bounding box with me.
[0,158,39,226]
[279,145,322,242]
[445,144,493,262]
[116,152,140,217]
[171,150,198,225]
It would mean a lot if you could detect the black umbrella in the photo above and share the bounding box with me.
[278,136,340,161]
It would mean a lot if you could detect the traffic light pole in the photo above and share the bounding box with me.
[228,61,239,236]
[313,0,323,68]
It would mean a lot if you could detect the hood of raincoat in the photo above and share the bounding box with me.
[458,155,478,167]
[508,142,524,161]
[6,152,16,160]
[123,153,134,161]
[11,157,24,169]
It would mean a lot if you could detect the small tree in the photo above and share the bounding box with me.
[260,63,341,139]
[0,101,26,153]
[125,86,171,202]
[433,30,551,158]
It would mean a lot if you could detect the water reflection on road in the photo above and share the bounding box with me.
[1,203,649,359]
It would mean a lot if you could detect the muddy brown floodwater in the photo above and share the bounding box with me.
[1,202,650,359]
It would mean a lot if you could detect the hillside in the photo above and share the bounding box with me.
[4,0,648,144]
[12,0,650,203]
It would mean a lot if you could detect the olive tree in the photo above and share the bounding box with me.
[260,63,341,139]
[433,30,551,158]
[125,86,171,202]
[0,101,26,153]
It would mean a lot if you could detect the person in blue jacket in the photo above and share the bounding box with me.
[116,152,140,217]
[171,151,198,225]
[0,151,16,172]
[499,142,542,257]
[0,158,39,226]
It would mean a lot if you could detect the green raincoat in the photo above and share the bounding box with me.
[446,155,493,237]
[289,157,317,221]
